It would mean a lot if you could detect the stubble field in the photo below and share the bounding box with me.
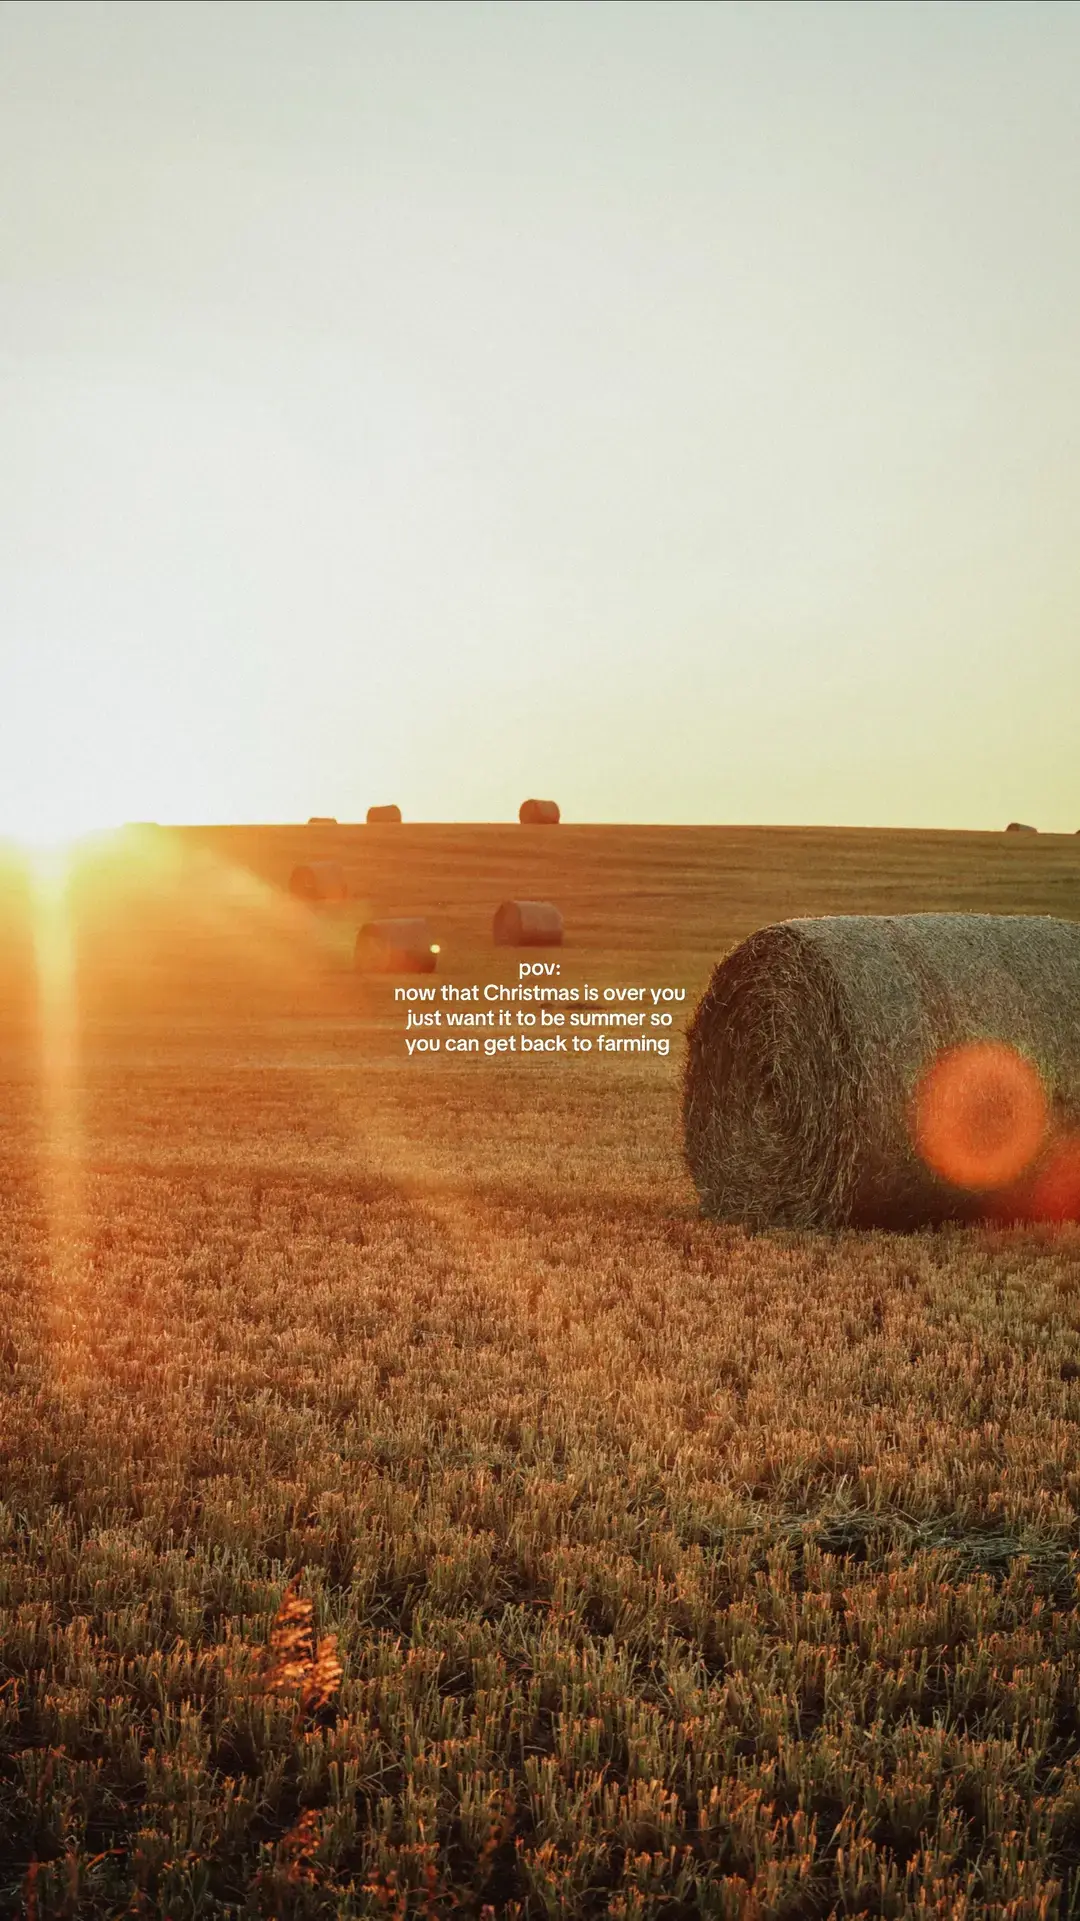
[1,821,1079,1920]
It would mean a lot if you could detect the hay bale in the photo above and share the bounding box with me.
[519,799,560,825]
[367,805,402,824]
[1006,821,1037,833]
[683,913,1080,1230]
[355,917,438,973]
[308,815,337,825]
[289,861,349,903]
[493,900,564,946]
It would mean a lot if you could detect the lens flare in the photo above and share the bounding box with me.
[912,1041,1047,1191]
[1026,1135,1080,1223]
[25,839,87,1380]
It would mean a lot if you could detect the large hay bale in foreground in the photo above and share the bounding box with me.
[289,861,349,903]
[684,914,1080,1231]
[493,900,564,946]
[355,917,437,973]
[1006,821,1037,833]
[367,804,402,824]
[519,799,560,825]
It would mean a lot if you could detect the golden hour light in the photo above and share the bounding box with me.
[1,793,125,856]
[7,1,1080,1908]
[52,830,356,1021]
[911,1040,1049,1192]
[27,829,84,1353]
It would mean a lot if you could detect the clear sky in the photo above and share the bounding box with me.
[2,0,1078,838]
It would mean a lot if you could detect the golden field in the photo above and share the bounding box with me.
[1,821,1079,1919]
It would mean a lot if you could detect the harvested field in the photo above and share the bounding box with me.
[289,861,349,903]
[1,822,1080,1917]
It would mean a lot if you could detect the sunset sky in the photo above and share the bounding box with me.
[2,0,1078,840]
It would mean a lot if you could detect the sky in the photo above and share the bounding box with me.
[1,0,1078,838]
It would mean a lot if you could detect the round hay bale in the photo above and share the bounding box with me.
[307,815,337,825]
[683,913,1080,1231]
[367,804,402,824]
[289,861,349,903]
[1006,821,1037,833]
[492,900,564,946]
[355,917,438,973]
[519,799,560,825]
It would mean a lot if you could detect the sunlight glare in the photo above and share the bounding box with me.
[28,834,85,1354]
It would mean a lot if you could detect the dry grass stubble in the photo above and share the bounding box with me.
[0,824,1079,1916]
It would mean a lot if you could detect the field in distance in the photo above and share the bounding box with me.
[0,823,1078,1916]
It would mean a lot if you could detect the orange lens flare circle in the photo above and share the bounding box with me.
[912,1041,1048,1191]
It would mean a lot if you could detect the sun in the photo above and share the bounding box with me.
[0,798,131,888]
[5,816,121,856]
[0,763,138,857]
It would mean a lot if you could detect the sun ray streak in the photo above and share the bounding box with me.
[28,843,86,1379]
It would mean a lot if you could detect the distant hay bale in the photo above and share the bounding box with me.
[1006,822,1037,833]
[493,900,564,946]
[367,805,402,824]
[289,861,349,903]
[307,815,337,825]
[355,917,437,973]
[519,799,560,825]
[684,913,1080,1231]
